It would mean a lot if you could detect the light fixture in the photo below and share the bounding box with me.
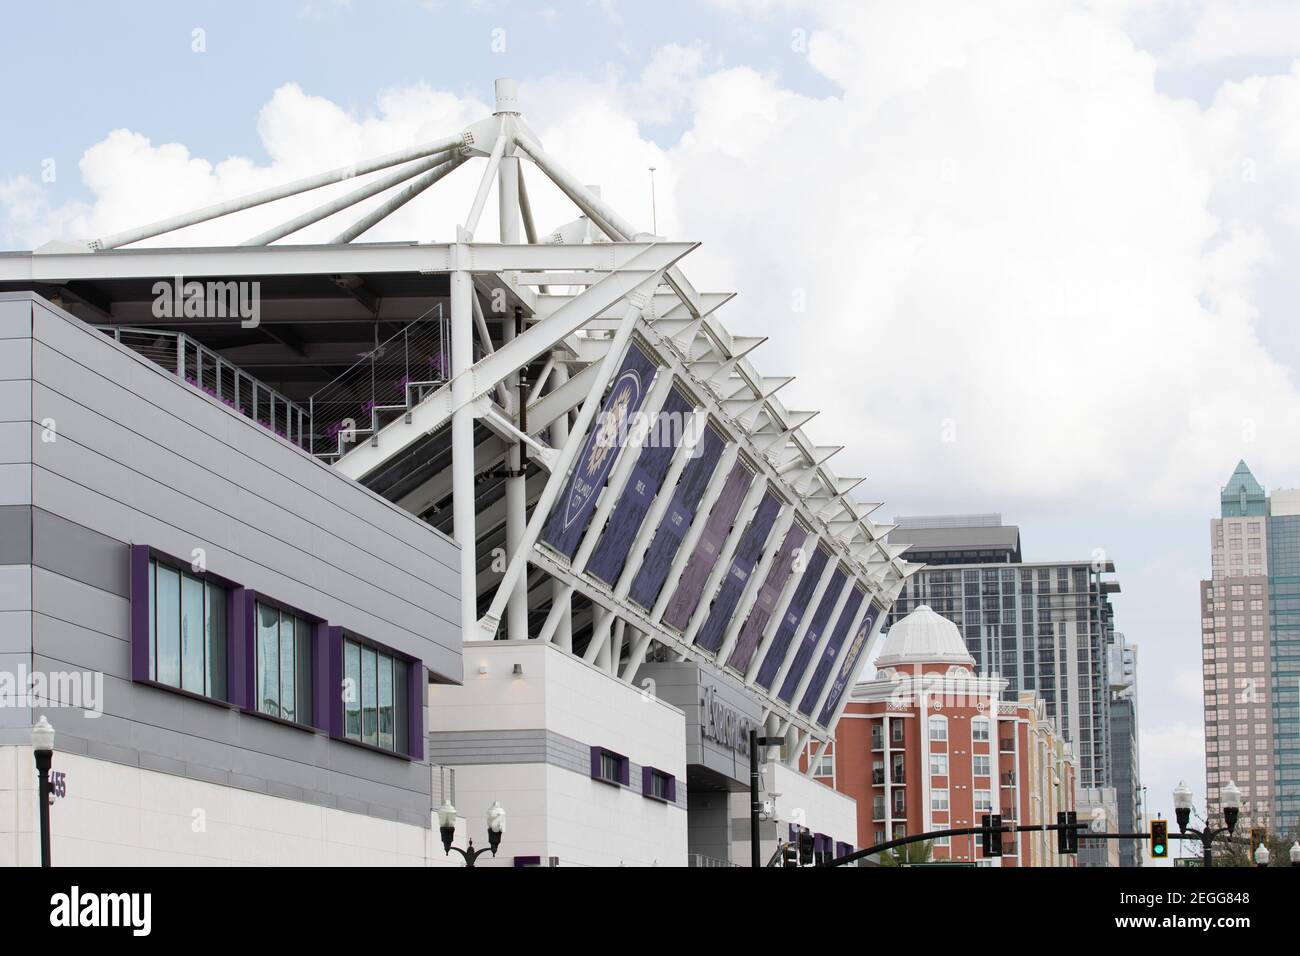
[1220,780,1241,834]
[1290,841,1300,865]
[512,663,524,677]
[478,665,488,675]
[1255,843,1270,868]
[1173,780,1193,833]
[32,715,55,754]
[487,800,506,854]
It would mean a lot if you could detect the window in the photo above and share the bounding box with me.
[642,767,676,802]
[929,716,947,741]
[813,752,834,778]
[343,636,409,753]
[931,788,949,812]
[971,717,990,742]
[147,558,227,701]
[930,753,948,777]
[256,602,314,725]
[973,754,991,777]
[974,789,992,812]
[590,746,629,786]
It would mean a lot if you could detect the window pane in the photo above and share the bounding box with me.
[394,658,409,754]
[148,560,156,680]
[155,564,181,687]
[280,610,296,723]
[257,603,280,718]
[181,574,205,693]
[378,653,394,751]
[206,583,227,701]
[345,640,362,740]
[296,618,313,727]
[361,645,378,746]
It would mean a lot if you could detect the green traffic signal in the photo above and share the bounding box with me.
[1150,819,1169,858]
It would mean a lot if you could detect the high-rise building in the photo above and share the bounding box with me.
[888,516,1121,795]
[1201,461,1300,832]
[1108,633,1142,867]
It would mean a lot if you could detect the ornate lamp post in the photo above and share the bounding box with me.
[1172,779,1240,868]
[1290,841,1300,867]
[1254,843,1270,868]
[437,800,505,867]
[32,717,55,868]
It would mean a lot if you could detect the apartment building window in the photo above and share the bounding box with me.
[930,753,948,777]
[973,754,991,777]
[931,788,949,812]
[873,796,886,818]
[929,716,948,741]
[256,602,314,725]
[891,719,905,744]
[972,717,990,742]
[343,636,409,753]
[974,789,992,812]
[813,752,834,777]
[147,557,227,701]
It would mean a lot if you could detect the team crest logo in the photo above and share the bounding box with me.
[561,368,642,530]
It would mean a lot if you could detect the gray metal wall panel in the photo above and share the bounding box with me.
[0,297,32,339]
[0,564,31,610]
[0,505,31,563]
[0,463,30,505]
[0,382,31,424]
[0,609,31,655]
[32,508,128,597]
[0,422,31,464]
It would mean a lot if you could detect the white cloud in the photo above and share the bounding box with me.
[1167,0,1300,66]
[6,0,1300,516]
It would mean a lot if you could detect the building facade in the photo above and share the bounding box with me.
[0,294,463,865]
[1108,633,1142,867]
[815,605,1078,865]
[887,517,1122,781]
[1201,461,1300,833]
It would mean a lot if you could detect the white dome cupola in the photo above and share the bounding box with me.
[875,605,975,668]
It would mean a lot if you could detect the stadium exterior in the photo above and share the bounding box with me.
[0,80,905,865]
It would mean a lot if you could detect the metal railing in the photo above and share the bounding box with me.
[307,304,450,460]
[688,853,741,868]
[102,326,311,449]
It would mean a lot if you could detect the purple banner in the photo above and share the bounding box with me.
[776,565,847,703]
[816,600,883,726]
[541,343,657,560]
[724,522,809,674]
[660,459,755,632]
[628,422,726,610]
[694,489,782,654]
[754,545,831,690]
[586,388,695,587]
[798,584,865,715]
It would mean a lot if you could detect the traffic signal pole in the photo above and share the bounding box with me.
[823,825,1249,867]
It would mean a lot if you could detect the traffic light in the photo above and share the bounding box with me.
[782,842,799,868]
[1057,810,1079,855]
[1150,819,1169,859]
[982,814,1002,857]
[798,827,815,866]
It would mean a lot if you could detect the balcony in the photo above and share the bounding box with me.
[999,738,1016,753]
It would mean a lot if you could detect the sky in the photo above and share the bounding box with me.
[4,0,1300,855]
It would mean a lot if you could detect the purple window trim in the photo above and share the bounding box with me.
[640,766,677,803]
[835,841,853,859]
[130,544,245,704]
[590,746,630,786]
[337,629,424,761]
[129,543,426,760]
[513,856,542,867]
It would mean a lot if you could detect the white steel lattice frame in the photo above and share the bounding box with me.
[2,79,921,754]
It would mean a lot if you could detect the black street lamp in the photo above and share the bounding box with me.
[32,716,54,868]
[437,800,505,867]
[1173,779,1239,868]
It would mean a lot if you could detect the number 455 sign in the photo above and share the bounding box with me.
[46,771,67,805]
